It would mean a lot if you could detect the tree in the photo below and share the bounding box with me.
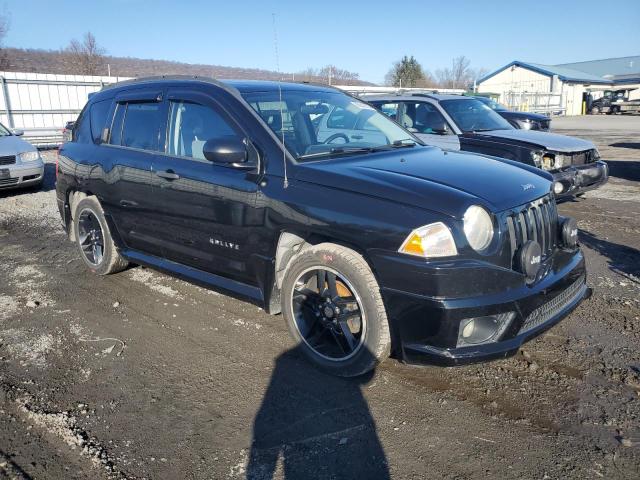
[297,65,360,84]
[64,32,106,75]
[0,12,10,69]
[435,56,486,89]
[384,56,433,88]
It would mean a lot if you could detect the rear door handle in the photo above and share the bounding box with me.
[156,170,180,180]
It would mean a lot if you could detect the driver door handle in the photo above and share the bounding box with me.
[351,135,363,140]
[156,169,180,180]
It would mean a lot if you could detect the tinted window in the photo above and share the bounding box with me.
[373,102,399,119]
[72,105,92,144]
[167,101,239,160]
[402,102,449,133]
[90,99,112,144]
[109,103,125,146]
[120,102,163,151]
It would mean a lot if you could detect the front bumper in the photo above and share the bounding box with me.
[0,160,44,190]
[372,247,587,366]
[553,160,608,199]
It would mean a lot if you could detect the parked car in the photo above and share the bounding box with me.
[472,96,551,131]
[367,94,608,199]
[0,122,44,191]
[57,77,589,376]
[62,121,75,142]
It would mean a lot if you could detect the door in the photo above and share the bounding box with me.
[399,101,460,151]
[98,91,166,257]
[149,88,261,282]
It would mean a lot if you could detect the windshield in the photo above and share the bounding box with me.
[476,97,508,111]
[0,122,11,136]
[242,90,417,160]
[440,98,513,132]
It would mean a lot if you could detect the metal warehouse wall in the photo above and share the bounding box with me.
[0,71,131,145]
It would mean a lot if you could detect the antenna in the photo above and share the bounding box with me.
[272,13,289,188]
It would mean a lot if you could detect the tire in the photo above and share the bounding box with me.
[591,106,601,115]
[281,243,391,377]
[73,196,129,275]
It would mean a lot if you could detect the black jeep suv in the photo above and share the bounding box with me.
[56,77,589,376]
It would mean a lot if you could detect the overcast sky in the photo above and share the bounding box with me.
[3,0,640,83]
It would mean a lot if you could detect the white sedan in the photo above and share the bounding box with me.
[0,123,44,191]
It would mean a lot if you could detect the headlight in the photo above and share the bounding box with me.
[530,151,543,167]
[18,151,41,163]
[541,153,560,170]
[463,205,494,252]
[398,222,458,258]
[517,119,532,130]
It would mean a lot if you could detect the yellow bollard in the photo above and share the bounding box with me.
[582,101,586,115]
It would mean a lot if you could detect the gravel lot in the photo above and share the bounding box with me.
[1,117,639,479]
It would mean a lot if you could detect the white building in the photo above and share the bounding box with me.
[477,56,640,116]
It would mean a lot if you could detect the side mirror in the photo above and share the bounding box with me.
[12,129,24,136]
[203,137,249,166]
[431,122,448,135]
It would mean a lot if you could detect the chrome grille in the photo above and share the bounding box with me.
[0,155,15,165]
[506,195,558,263]
[519,276,587,334]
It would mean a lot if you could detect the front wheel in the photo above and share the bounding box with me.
[281,243,391,377]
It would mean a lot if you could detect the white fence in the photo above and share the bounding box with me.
[0,71,130,146]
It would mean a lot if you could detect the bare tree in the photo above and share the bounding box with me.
[435,56,486,89]
[0,12,10,69]
[65,32,106,75]
[297,65,360,84]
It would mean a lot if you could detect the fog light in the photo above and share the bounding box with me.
[457,313,514,347]
[516,240,542,283]
[560,217,578,248]
[553,181,564,195]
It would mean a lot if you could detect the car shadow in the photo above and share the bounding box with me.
[246,346,389,479]
[605,160,640,182]
[579,230,640,281]
[609,142,640,150]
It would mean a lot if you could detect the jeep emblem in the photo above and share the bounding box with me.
[530,255,541,265]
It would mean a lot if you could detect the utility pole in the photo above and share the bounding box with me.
[328,66,332,86]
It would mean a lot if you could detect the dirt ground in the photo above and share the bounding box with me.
[1,117,639,479]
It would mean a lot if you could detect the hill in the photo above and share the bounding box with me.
[0,47,373,85]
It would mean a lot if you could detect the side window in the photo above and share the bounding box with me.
[109,103,125,146]
[72,104,92,144]
[89,99,112,144]
[121,102,163,151]
[167,101,239,160]
[375,102,399,120]
[108,102,162,151]
[327,106,357,129]
[404,102,448,134]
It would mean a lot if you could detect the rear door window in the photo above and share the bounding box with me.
[401,102,449,133]
[120,102,163,151]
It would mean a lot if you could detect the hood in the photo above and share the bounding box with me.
[498,110,549,122]
[293,146,552,217]
[0,134,37,156]
[477,129,595,153]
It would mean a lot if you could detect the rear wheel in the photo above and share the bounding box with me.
[281,243,391,377]
[591,106,601,115]
[73,196,128,275]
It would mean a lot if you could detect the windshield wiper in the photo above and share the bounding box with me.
[297,147,375,160]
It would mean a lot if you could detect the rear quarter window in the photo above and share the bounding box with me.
[72,105,92,144]
[89,99,112,144]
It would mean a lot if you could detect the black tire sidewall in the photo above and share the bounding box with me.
[281,246,388,377]
[74,197,116,275]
